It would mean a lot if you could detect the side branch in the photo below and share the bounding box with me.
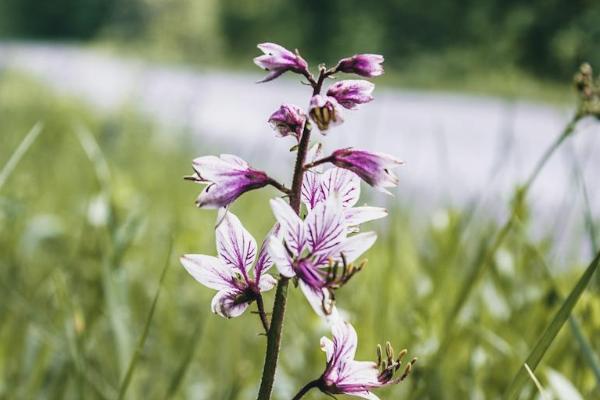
[267,178,291,195]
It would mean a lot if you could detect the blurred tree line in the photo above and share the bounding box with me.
[0,0,598,80]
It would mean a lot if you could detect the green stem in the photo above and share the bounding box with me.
[255,293,270,333]
[256,126,311,399]
[291,379,320,400]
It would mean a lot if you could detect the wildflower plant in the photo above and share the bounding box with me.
[181,43,415,399]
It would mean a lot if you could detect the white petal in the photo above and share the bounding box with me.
[180,254,235,290]
[211,290,250,318]
[270,197,306,254]
[192,155,244,181]
[331,318,358,363]
[342,361,381,386]
[344,207,387,227]
[216,211,257,277]
[321,168,360,208]
[254,226,276,281]
[345,391,380,400]
[219,154,248,167]
[301,170,324,211]
[334,232,377,264]
[299,280,333,317]
[305,195,347,256]
[320,336,335,363]
[257,42,290,57]
[267,235,296,278]
[258,274,278,292]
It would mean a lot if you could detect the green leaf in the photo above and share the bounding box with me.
[0,122,43,192]
[506,250,600,399]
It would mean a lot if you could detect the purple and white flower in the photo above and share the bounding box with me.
[316,319,415,399]
[180,211,277,318]
[330,148,403,194]
[268,104,307,140]
[268,196,376,316]
[254,43,309,83]
[336,54,384,77]
[302,166,387,231]
[190,154,272,208]
[309,95,344,132]
[326,80,375,110]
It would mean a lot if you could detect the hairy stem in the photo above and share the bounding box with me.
[256,127,310,399]
[291,379,321,400]
[256,69,327,400]
[256,67,327,400]
[255,294,270,333]
[304,155,334,171]
[267,178,291,195]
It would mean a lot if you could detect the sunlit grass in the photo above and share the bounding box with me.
[0,72,599,399]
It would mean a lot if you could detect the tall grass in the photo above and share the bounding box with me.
[0,72,599,399]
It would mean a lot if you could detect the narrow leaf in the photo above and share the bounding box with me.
[117,237,173,399]
[0,122,43,192]
[506,249,600,399]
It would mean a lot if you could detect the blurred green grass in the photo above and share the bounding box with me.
[1,72,600,400]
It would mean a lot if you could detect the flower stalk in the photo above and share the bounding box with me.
[256,123,312,400]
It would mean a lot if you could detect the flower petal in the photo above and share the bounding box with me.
[211,289,250,318]
[301,170,325,211]
[216,211,257,279]
[343,390,380,400]
[270,197,306,254]
[258,274,278,292]
[305,196,347,256]
[254,225,277,282]
[321,168,361,207]
[180,254,235,291]
[331,319,358,364]
[267,234,296,278]
[342,361,381,386]
[321,335,335,363]
[344,206,387,228]
[334,231,377,264]
[299,280,334,317]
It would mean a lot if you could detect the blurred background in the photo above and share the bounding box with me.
[1,1,599,399]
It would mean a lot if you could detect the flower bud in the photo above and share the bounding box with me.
[268,104,307,140]
[326,80,374,110]
[337,54,384,77]
[309,95,344,132]
[191,154,272,208]
[330,148,403,193]
[254,43,309,83]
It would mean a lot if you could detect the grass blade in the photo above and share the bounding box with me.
[515,216,600,386]
[117,237,173,400]
[163,314,207,399]
[0,122,43,192]
[524,363,549,400]
[506,249,600,399]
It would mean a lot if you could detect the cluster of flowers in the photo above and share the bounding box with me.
[181,43,415,399]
